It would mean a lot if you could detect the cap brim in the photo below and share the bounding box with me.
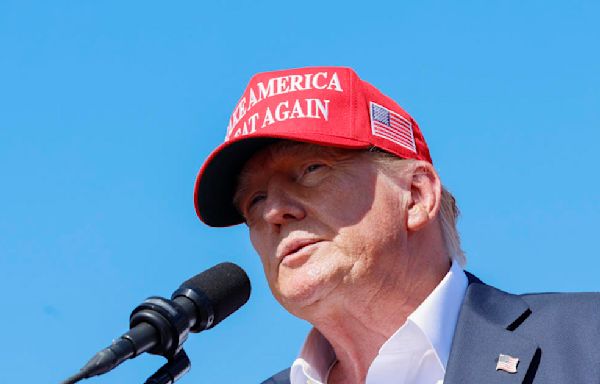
[195,138,279,227]
[194,133,371,227]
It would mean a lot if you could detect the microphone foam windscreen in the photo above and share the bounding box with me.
[180,262,251,327]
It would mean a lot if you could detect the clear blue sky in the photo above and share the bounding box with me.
[1,1,599,382]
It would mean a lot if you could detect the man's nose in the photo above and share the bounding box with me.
[262,181,306,226]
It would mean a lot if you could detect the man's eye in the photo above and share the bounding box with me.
[305,163,325,174]
[247,193,266,211]
[297,163,328,185]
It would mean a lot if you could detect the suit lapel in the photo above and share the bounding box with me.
[444,274,540,384]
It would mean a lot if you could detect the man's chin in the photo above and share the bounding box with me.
[274,280,337,319]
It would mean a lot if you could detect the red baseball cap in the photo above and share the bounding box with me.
[194,66,432,227]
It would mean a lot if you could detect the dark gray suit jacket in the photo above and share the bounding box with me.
[261,274,600,383]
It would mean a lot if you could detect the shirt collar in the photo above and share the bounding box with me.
[292,327,337,383]
[405,260,467,368]
[291,261,468,383]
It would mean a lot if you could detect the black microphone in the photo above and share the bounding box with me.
[62,262,251,384]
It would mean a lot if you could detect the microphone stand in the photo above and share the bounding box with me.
[144,349,191,384]
[62,347,191,384]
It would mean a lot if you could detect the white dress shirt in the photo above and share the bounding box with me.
[290,261,468,384]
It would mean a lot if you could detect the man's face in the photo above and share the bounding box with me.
[234,142,412,317]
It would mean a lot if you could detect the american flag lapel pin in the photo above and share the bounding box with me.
[496,353,519,374]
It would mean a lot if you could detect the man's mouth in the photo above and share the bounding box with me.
[277,238,322,265]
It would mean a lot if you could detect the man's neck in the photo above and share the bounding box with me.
[304,257,452,383]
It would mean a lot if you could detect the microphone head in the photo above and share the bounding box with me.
[178,262,251,329]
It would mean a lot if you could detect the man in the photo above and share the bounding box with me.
[193,67,600,383]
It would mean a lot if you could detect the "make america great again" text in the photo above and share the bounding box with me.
[225,71,343,140]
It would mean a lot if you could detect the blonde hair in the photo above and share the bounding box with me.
[438,185,466,266]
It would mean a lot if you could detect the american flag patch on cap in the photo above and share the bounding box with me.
[370,102,416,153]
[496,353,519,374]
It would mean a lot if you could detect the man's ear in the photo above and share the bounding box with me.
[406,161,442,232]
